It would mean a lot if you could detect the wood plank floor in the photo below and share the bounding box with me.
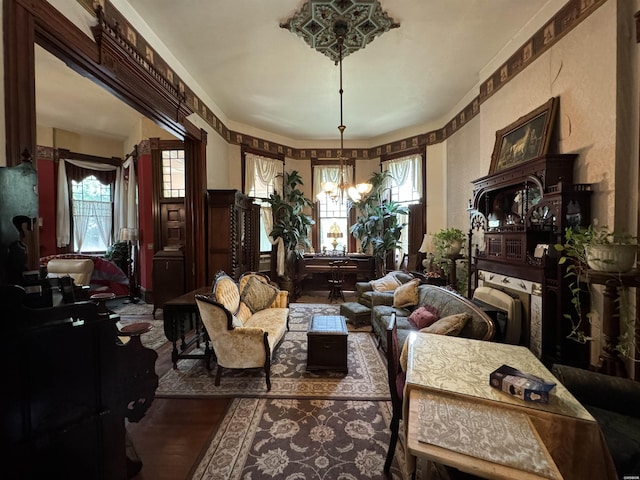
[128,342,230,479]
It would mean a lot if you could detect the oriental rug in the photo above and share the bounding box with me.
[156,331,389,400]
[189,397,407,480]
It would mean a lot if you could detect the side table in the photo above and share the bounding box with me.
[163,286,212,368]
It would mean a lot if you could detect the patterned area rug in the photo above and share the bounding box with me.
[111,301,157,316]
[156,330,388,400]
[190,397,407,480]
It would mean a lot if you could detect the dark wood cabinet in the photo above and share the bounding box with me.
[152,249,185,316]
[206,190,260,283]
[468,154,592,368]
[2,285,157,479]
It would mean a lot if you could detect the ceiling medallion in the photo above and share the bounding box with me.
[280,0,399,62]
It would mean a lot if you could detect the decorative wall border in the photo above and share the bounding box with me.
[78,0,607,159]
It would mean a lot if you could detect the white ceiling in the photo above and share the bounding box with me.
[36,0,566,144]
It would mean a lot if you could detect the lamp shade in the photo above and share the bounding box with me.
[121,227,139,242]
[327,223,343,239]
[418,234,433,253]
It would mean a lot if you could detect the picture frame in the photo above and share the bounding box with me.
[489,97,559,174]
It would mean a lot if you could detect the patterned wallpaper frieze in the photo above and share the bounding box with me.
[78,0,606,159]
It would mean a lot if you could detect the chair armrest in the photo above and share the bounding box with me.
[355,282,373,296]
[371,291,394,307]
[552,364,640,418]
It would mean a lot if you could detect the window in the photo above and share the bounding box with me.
[162,149,185,198]
[243,151,284,252]
[71,175,112,252]
[382,153,423,258]
[313,164,353,253]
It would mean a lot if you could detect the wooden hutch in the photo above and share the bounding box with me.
[468,153,592,368]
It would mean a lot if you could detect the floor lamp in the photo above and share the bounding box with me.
[121,227,139,303]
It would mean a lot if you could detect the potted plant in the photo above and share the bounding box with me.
[430,227,467,290]
[350,171,408,276]
[267,170,315,289]
[554,225,638,348]
[433,227,466,257]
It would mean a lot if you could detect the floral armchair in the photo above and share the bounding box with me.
[195,271,289,390]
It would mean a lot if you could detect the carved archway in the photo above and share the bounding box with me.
[3,0,207,290]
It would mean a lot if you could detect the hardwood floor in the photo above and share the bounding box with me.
[128,342,230,479]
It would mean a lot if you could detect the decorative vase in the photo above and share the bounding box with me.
[585,244,637,273]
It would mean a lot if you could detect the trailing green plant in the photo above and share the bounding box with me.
[267,170,315,279]
[432,227,466,277]
[349,171,408,275]
[554,225,638,350]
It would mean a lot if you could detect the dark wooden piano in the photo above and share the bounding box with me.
[1,285,158,479]
[298,253,375,293]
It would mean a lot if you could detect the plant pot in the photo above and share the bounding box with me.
[447,240,463,256]
[585,244,637,273]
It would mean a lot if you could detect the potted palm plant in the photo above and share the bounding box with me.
[267,170,315,290]
[350,171,408,276]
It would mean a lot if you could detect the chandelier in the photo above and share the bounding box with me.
[320,18,372,204]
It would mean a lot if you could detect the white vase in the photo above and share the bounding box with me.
[585,244,637,273]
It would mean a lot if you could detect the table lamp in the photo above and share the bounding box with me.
[327,223,343,250]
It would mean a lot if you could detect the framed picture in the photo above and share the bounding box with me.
[489,97,559,174]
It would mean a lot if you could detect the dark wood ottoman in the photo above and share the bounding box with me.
[340,301,371,328]
[307,315,348,372]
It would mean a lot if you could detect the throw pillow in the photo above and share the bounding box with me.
[393,278,421,308]
[420,313,471,336]
[240,276,279,313]
[370,273,401,292]
[408,305,440,329]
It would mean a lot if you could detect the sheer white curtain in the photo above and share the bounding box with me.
[245,153,282,198]
[114,156,138,240]
[312,165,354,199]
[382,154,422,202]
[245,153,285,274]
[56,158,119,248]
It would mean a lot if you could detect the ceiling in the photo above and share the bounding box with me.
[36,0,565,144]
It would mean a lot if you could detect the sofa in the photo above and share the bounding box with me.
[551,364,640,476]
[371,282,495,351]
[355,270,416,308]
[194,271,289,390]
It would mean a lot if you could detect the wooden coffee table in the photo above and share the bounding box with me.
[307,315,348,372]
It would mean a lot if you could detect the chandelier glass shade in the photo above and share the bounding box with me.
[320,18,372,204]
